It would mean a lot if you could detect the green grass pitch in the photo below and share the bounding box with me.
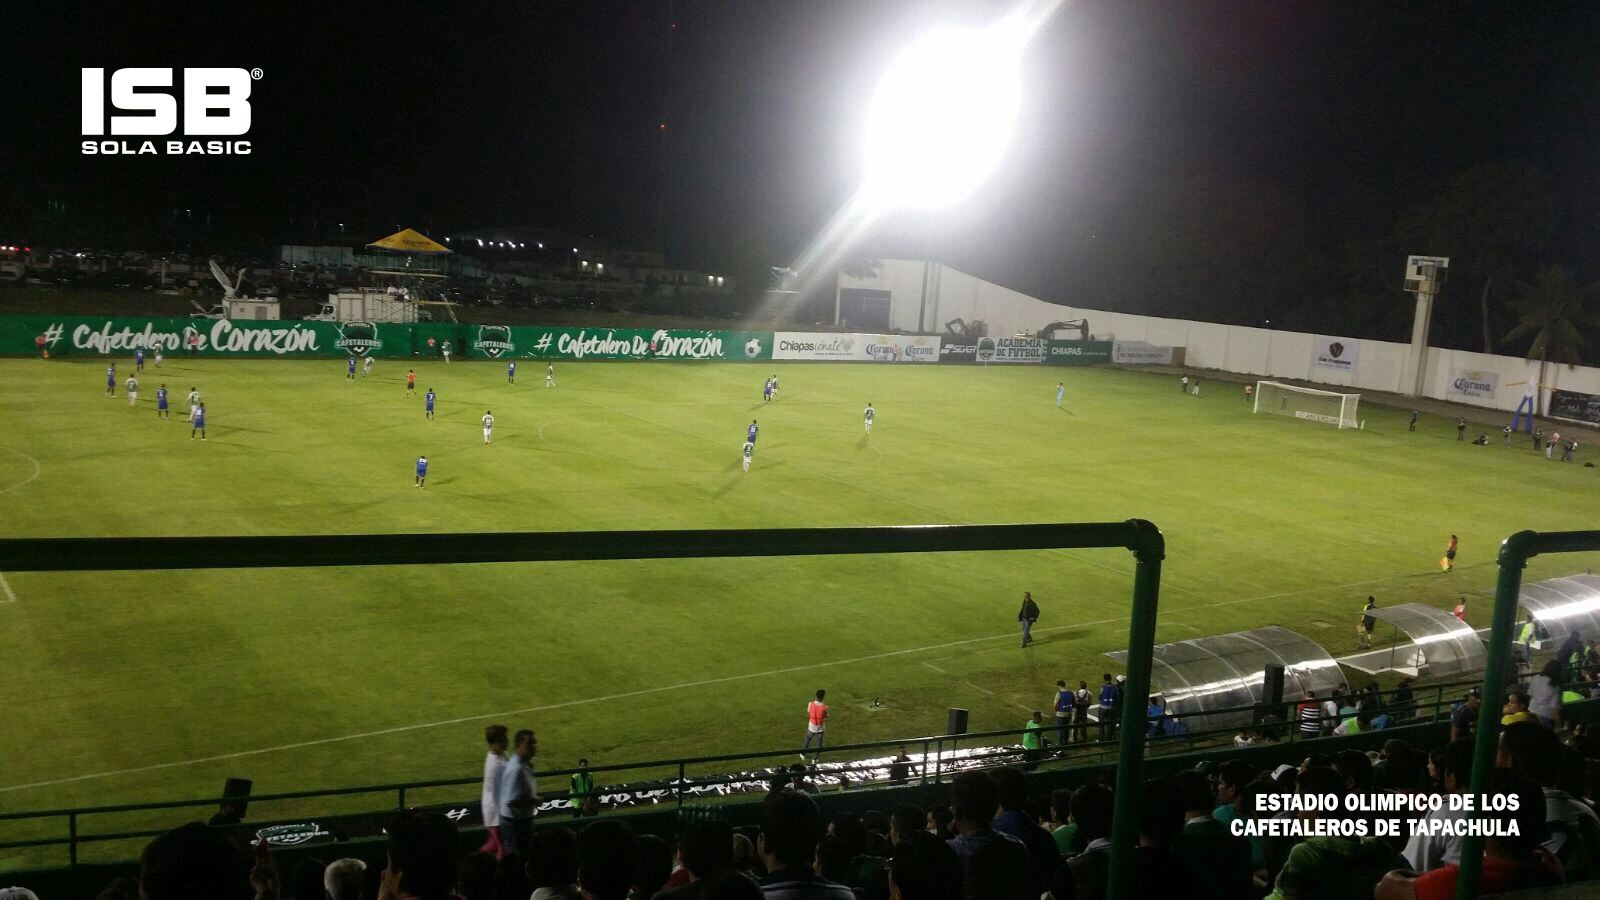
[0,357,1594,825]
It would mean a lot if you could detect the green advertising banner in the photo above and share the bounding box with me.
[1044,340,1114,365]
[0,316,775,362]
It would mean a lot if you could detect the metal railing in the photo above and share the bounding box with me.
[0,521,1166,897]
[1458,529,1600,900]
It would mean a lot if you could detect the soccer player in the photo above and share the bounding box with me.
[156,384,170,419]
[747,419,759,445]
[105,363,116,397]
[406,369,417,395]
[1453,598,1467,621]
[346,356,357,381]
[1456,418,1466,441]
[545,364,555,388]
[415,455,428,488]
[425,388,437,419]
[1179,374,1188,394]
[1192,376,1201,397]
[1442,534,1457,572]
[1409,410,1419,432]
[126,375,138,406]
[763,378,773,403]
[135,348,145,372]
[363,355,374,377]
[482,410,495,444]
[186,386,200,419]
[507,361,517,384]
[1358,597,1377,649]
[1534,427,1544,450]
[1502,425,1512,445]
[1056,382,1064,407]
[863,403,874,434]
[742,440,754,473]
[1547,432,1560,459]
[154,347,163,368]
[442,341,452,364]
[770,374,779,400]
[191,403,207,440]
[1244,383,1254,404]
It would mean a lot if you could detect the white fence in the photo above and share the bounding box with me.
[838,260,1600,414]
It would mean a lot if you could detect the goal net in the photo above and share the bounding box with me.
[1253,381,1362,429]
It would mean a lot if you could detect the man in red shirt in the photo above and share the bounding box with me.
[1374,768,1562,900]
[801,689,828,761]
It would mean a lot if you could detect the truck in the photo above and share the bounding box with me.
[304,288,422,323]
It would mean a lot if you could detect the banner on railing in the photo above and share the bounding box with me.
[1044,340,1114,366]
[1111,341,1174,365]
[0,316,774,362]
[772,332,940,362]
[1550,388,1600,426]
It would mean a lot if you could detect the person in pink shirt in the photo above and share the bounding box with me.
[802,689,828,760]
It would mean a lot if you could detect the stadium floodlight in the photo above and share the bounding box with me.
[860,23,1026,212]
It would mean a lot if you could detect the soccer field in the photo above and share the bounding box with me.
[0,357,1594,818]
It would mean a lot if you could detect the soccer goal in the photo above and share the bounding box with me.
[1253,381,1363,429]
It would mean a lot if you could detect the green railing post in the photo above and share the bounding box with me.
[677,762,686,813]
[397,786,407,810]
[1105,519,1165,900]
[1456,531,1534,900]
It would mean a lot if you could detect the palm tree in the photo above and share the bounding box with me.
[1502,265,1598,414]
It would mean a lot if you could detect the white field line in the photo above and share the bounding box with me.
[0,447,42,496]
[0,573,15,603]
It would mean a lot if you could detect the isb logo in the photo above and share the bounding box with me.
[474,325,515,359]
[81,67,258,156]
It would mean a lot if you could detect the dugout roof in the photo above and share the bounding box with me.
[1519,573,1600,645]
[1104,625,1343,730]
[1343,603,1485,679]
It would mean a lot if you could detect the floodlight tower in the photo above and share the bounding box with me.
[1401,255,1449,397]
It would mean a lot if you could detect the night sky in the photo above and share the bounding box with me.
[1,1,1596,334]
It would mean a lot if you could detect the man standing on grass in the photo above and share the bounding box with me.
[363,355,374,377]
[406,369,417,396]
[1358,597,1377,649]
[1502,425,1513,445]
[546,363,556,388]
[482,410,494,445]
[346,356,356,381]
[186,386,200,419]
[1442,534,1457,572]
[1534,427,1544,450]
[190,403,207,441]
[863,403,874,434]
[1244,383,1254,404]
[105,363,116,397]
[1409,410,1419,431]
[507,360,517,384]
[1017,591,1039,648]
[156,384,169,419]
[497,729,538,857]
[135,347,144,372]
[1456,418,1466,440]
[125,374,138,406]
[1180,374,1189,394]
[415,455,428,488]
[424,388,436,419]
[802,689,828,760]
[1056,382,1065,408]
[742,440,754,473]
[442,340,452,364]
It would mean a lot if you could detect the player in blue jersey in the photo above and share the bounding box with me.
[415,455,429,488]
[1056,382,1065,408]
[747,420,759,445]
[507,361,517,384]
[190,403,207,440]
[863,403,874,434]
[135,348,145,372]
[105,363,116,397]
[763,378,773,402]
[156,384,170,418]
[742,440,754,473]
[346,357,356,381]
[424,388,437,420]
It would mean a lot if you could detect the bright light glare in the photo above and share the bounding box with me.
[861,26,1024,211]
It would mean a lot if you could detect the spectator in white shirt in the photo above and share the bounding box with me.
[1402,738,1475,871]
[499,729,540,857]
[480,724,509,857]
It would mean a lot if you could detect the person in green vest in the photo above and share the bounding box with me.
[570,757,597,818]
[1022,711,1047,770]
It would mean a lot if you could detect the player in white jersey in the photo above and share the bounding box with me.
[545,364,556,388]
[126,376,139,405]
[742,440,754,472]
[363,356,374,377]
[863,403,874,434]
[154,348,163,367]
[482,410,495,444]
[186,387,200,418]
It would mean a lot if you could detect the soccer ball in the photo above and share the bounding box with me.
[744,338,763,359]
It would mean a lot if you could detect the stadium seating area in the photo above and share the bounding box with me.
[9,684,1599,900]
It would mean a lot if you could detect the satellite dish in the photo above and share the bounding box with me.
[209,259,246,300]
